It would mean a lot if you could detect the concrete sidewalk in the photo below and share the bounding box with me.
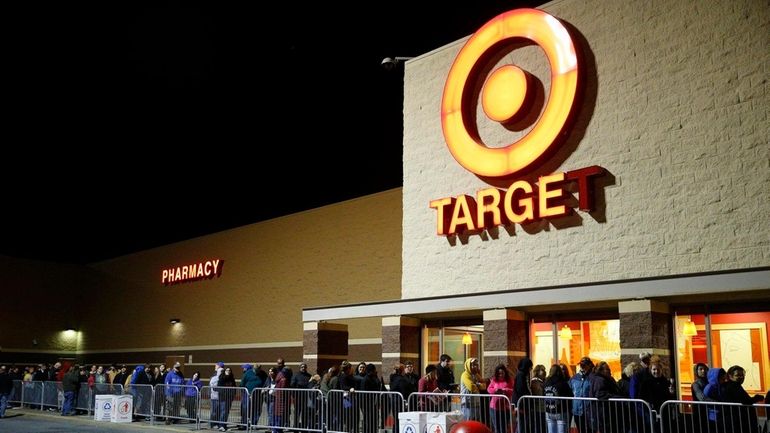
[0,408,200,432]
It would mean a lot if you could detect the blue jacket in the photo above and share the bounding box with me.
[185,378,202,397]
[569,370,592,416]
[165,370,185,396]
[703,368,725,422]
[130,366,145,385]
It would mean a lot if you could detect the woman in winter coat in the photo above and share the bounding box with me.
[486,364,514,433]
[543,365,573,433]
[460,358,486,421]
[217,367,237,431]
[590,361,621,433]
[184,371,202,420]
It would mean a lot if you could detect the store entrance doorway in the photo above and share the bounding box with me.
[422,324,483,381]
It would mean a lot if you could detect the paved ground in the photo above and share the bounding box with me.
[0,409,201,433]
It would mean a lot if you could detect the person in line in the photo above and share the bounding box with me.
[720,365,764,433]
[290,363,312,433]
[544,364,573,433]
[218,367,237,431]
[163,362,185,425]
[569,357,593,433]
[240,363,261,430]
[0,366,14,419]
[690,363,709,432]
[417,365,445,412]
[638,361,675,433]
[590,361,621,433]
[460,358,486,421]
[487,364,514,433]
[210,362,225,431]
[184,371,202,421]
[60,365,79,416]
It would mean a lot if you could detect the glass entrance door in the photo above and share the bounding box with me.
[422,324,483,380]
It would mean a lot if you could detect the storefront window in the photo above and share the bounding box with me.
[532,319,621,380]
[675,310,770,399]
[422,324,483,381]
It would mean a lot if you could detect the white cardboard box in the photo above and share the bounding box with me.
[111,394,133,423]
[399,411,429,433]
[93,395,113,422]
[426,412,464,433]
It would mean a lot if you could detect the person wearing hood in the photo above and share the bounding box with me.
[240,364,260,430]
[130,365,150,420]
[460,358,486,421]
[702,367,726,431]
[690,363,709,432]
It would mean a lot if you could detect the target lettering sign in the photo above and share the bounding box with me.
[431,9,606,236]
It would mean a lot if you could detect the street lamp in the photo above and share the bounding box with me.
[381,57,414,70]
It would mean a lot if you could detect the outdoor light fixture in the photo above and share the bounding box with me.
[558,325,573,340]
[462,332,473,345]
[170,318,181,324]
[381,56,414,70]
[64,327,75,332]
[683,320,697,337]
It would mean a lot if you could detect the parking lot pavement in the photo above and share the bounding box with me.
[0,409,199,433]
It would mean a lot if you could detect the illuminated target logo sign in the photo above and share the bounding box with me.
[430,9,605,236]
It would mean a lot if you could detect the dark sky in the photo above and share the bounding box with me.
[4,1,544,264]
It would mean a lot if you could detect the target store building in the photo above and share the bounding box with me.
[2,0,769,398]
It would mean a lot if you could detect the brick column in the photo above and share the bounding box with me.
[619,300,673,375]
[483,309,527,379]
[303,321,348,376]
[381,316,420,385]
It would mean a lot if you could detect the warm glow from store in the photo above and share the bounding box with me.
[683,320,697,337]
[441,8,580,178]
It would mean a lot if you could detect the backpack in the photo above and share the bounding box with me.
[544,384,559,413]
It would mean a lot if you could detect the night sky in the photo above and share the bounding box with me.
[3,1,544,264]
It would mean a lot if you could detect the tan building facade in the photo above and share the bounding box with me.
[1,0,768,397]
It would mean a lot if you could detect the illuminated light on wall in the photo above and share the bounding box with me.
[481,65,530,123]
[429,166,604,236]
[462,332,473,345]
[683,320,697,337]
[441,8,580,178]
[162,259,223,285]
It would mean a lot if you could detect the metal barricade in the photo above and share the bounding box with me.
[153,384,200,426]
[251,387,326,433]
[199,385,249,431]
[127,383,155,421]
[75,384,91,413]
[406,392,511,433]
[41,381,63,411]
[517,395,656,433]
[21,381,43,409]
[9,380,23,406]
[326,390,417,433]
[659,400,769,433]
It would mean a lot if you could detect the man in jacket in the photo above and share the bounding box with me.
[164,362,185,425]
[61,366,80,416]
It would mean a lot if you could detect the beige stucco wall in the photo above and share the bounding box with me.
[0,189,401,361]
[402,0,770,299]
[0,256,88,354]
